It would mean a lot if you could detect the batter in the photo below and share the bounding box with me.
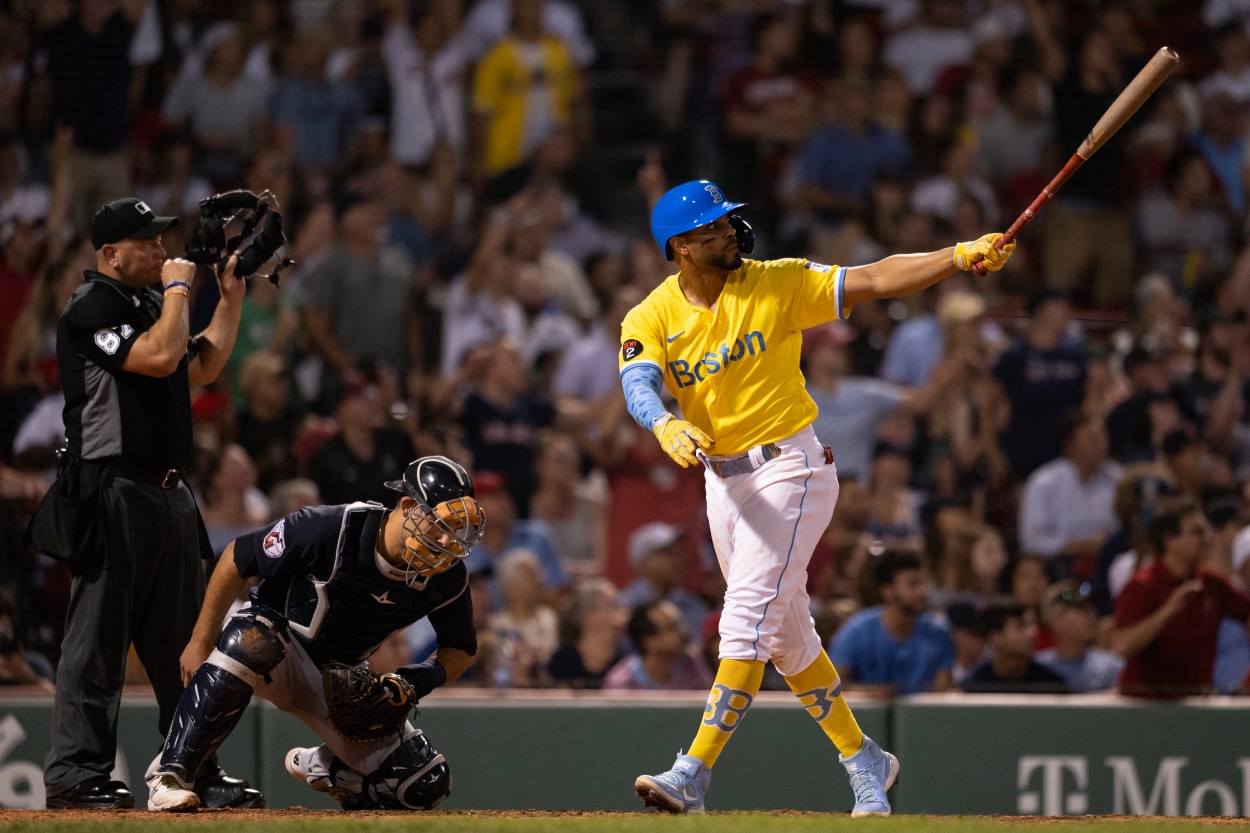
[621,179,1015,815]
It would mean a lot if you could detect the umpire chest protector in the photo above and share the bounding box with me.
[253,503,469,667]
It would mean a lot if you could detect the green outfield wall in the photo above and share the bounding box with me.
[0,690,1246,815]
[891,694,1250,817]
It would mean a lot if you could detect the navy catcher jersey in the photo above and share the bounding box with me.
[232,502,476,667]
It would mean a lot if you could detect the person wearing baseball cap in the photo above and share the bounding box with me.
[620,523,708,643]
[89,197,179,250]
[26,196,254,810]
[1034,580,1124,692]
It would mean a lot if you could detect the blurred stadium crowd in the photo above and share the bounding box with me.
[0,0,1249,698]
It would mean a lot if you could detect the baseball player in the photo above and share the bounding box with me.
[145,456,484,812]
[622,180,1014,815]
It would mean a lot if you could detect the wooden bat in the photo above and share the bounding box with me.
[972,46,1180,276]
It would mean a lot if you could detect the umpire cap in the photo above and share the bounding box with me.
[385,456,476,510]
[91,197,179,250]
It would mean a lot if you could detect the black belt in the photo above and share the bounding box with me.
[96,458,183,489]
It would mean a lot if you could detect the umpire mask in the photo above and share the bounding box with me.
[384,457,486,585]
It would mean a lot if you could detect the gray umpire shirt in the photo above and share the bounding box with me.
[58,269,193,469]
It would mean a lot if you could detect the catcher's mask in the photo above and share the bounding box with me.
[384,456,485,585]
[185,189,294,286]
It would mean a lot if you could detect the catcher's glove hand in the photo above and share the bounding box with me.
[322,663,416,742]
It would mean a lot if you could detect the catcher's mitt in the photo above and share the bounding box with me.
[322,663,416,742]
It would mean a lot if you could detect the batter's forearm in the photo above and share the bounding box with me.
[620,364,668,430]
[842,249,959,308]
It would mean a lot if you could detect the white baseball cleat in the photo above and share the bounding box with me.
[285,746,358,803]
[147,773,201,812]
[284,747,323,787]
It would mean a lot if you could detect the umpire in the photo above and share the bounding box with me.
[27,198,257,809]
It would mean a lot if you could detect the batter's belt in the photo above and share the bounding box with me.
[700,426,831,478]
[701,442,782,477]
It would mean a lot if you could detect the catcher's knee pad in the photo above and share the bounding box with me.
[208,606,287,685]
[363,730,451,810]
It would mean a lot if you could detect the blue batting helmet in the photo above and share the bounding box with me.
[650,180,750,261]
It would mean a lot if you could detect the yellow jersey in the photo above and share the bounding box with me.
[471,36,580,177]
[619,258,849,456]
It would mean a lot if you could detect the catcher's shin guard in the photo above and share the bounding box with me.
[156,609,286,784]
[362,730,451,810]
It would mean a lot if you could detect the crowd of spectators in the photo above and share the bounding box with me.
[2,0,1250,699]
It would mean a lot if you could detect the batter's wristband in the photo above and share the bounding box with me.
[163,280,191,293]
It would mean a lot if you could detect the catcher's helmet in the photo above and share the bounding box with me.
[650,179,754,261]
[386,455,475,508]
[384,457,485,584]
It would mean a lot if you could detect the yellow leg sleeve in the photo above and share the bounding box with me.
[687,659,764,768]
[784,651,864,757]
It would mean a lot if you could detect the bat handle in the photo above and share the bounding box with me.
[970,221,1027,278]
[968,152,1088,277]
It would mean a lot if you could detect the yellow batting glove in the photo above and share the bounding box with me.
[953,233,1016,272]
[653,413,713,468]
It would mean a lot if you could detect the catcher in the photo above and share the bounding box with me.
[146,456,484,812]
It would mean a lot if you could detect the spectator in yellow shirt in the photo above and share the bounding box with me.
[471,0,585,181]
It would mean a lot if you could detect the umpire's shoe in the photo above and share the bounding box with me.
[634,751,710,814]
[194,761,266,809]
[840,735,900,817]
[46,776,135,810]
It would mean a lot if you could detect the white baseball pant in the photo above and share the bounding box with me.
[704,425,837,677]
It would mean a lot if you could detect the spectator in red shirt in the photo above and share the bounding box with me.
[1112,496,1250,697]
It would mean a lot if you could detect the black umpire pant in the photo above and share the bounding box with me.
[44,474,207,795]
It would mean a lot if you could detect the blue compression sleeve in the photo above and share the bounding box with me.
[620,364,668,430]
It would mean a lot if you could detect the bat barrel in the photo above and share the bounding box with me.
[972,47,1179,276]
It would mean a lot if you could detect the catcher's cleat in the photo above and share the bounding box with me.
[147,773,201,812]
[195,771,265,809]
[634,752,710,814]
[841,736,900,817]
[286,747,338,796]
[285,746,361,806]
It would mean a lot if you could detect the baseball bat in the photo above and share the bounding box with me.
[971,46,1180,276]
